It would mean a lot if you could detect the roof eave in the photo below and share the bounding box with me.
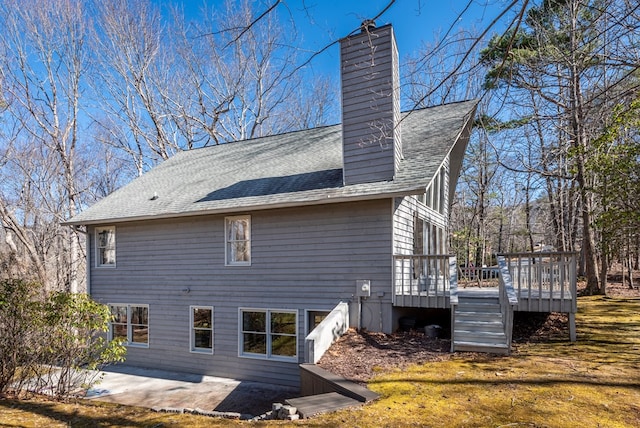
[61,186,425,227]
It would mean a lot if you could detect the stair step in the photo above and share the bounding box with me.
[456,309,501,317]
[455,330,506,342]
[455,320,504,333]
[456,311,503,321]
[453,293,512,355]
[455,308,501,317]
[458,297,500,304]
[286,392,363,418]
[456,302,501,311]
[453,341,510,355]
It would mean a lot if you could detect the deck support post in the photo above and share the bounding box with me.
[450,307,456,352]
[568,312,576,342]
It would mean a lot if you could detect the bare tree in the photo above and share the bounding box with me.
[0,0,92,291]
[89,0,334,175]
[480,0,640,293]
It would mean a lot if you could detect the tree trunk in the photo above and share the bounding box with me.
[569,2,600,293]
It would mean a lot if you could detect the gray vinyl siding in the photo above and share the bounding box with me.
[89,199,393,386]
[340,24,400,185]
[393,195,448,256]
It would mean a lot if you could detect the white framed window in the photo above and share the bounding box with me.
[190,306,213,354]
[109,304,149,347]
[239,309,297,361]
[225,215,251,265]
[96,226,116,267]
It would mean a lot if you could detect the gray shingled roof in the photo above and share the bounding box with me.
[65,100,477,226]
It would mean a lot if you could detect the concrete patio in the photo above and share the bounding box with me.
[85,366,299,417]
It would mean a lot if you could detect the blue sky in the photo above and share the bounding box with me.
[156,0,512,76]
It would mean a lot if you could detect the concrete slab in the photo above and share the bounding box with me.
[85,366,299,416]
[286,392,362,418]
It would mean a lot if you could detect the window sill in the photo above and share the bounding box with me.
[239,353,297,363]
[125,343,149,349]
[190,348,213,355]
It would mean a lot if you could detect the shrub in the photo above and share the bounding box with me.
[38,292,127,397]
[0,279,126,398]
[0,279,43,394]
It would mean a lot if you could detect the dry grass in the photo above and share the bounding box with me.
[0,398,239,427]
[1,296,639,427]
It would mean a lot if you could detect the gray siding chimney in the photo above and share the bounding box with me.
[340,22,401,185]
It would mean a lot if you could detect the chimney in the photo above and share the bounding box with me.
[340,21,401,185]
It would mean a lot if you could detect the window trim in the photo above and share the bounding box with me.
[190,305,214,354]
[438,167,446,214]
[108,303,149,348]
[95,226,116,268]
[225,215,251,266]
[238,308,298,362]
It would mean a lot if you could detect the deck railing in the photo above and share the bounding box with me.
[457,266,501,288]
[499,252,578,313]
[393,252,577,319]
[393,254,454,308]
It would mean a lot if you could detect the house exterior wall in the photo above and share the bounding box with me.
[391,157,452,328]
[393,157,451,256]
[88,199,394,386]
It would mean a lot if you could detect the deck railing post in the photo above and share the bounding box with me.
[449,255,458,352]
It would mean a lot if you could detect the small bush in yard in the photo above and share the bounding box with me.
[0,279,126,398]
[0,279,42,394]
[39,292,127,397]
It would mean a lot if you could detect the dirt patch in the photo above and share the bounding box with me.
[512,311,569,343]
[601,276,640,298]
[579,264,640,298]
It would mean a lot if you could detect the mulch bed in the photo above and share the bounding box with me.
[317,329,452,384]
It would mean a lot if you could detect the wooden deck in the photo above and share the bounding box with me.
[515,289,574,312]
[394,252,578,353]
[393,252,578,315]
[393,254,455,309]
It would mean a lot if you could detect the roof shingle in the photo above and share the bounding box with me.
[65,100,477,225]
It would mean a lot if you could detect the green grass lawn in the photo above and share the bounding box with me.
[1,296,639,427]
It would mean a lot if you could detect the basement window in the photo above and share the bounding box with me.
[239,309,297,361]
[109,304,149,347]
[191,306,213,354]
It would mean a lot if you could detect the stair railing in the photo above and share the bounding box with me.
[497,255,519,354]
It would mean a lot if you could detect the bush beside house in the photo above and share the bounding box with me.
[0,279,126,398]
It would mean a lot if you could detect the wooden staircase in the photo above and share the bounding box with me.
[452,290,510,354]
